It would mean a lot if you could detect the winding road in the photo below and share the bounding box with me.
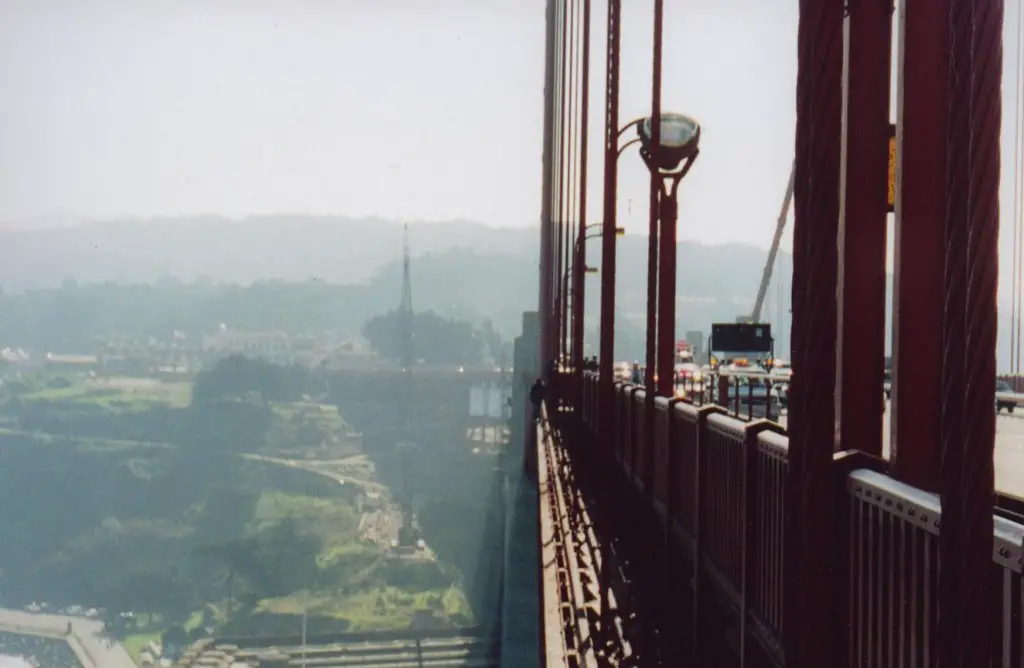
[0,609,134,668]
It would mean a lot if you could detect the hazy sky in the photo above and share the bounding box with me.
[0,0,1022,268]
[0,0,799,245]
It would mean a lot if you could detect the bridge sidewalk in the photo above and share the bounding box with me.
[500,444,542,668]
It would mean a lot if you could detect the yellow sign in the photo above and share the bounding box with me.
[887,124,896,212]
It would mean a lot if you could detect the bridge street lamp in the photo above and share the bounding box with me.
[637,111,700,396]
[594,116,662,374]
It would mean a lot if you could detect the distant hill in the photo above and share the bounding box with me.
[0,216,536,290]
[0,215,794,357]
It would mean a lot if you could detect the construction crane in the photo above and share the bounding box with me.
[740,161,796,324]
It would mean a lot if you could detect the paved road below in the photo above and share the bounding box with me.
[0,609,135,668]
[776,411,1024,497]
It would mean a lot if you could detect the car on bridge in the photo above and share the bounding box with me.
[769,359,792,383]
[996,380,1023,413]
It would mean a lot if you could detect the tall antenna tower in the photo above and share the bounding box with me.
[397,225,416,547]
[399,223,413,372]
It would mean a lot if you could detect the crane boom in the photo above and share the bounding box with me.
[750,161,796,323]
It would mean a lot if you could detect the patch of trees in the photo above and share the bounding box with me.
[11,400,275,452]
[0,280,374,350]
[192,355,316,405]
[0,261,534,353]
[362,311,486,366]
[199,518,323,609]
[374,559,460,593]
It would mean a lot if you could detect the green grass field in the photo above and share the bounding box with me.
[19,377,192,411]
[255,585,472,632]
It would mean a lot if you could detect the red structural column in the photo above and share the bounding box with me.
[889,0,948,490]
[836,0,892,457]
[785,0,843,665]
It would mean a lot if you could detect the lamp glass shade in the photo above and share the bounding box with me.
[636,112,700,172]
[640,113,700,151]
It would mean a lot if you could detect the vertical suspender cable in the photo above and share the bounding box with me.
[539,0,556,377]
[550,0,561,365]
[1015,1,1024,375]
[568,0,583,368]
[572,0,590,376]
[555,0,568,364]
[643,1,663,393]
[1012,0,1023,374]
[565,0,578,363]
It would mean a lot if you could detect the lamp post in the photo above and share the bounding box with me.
[593,115,663,379]
[636,111,700,396]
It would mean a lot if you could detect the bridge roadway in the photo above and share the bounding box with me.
[776,409,1024,497]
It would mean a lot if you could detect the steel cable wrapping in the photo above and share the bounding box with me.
[960,0,1002,664]
[786,0,843,664]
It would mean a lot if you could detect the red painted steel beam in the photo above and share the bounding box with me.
[785,0,843,665]
[889,0,947,491]
[836,0,892,457]
[944,0,1002,663]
